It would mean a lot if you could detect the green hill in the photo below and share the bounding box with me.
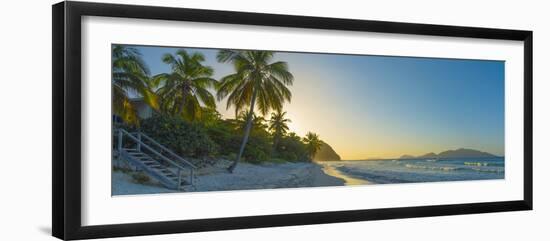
[437,148,496,158]
[401,148,497,159]
[313,142,341,161]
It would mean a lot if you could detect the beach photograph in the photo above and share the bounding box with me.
[111,44,504,195]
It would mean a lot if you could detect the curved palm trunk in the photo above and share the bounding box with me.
[228,89,258,173]
[272,135,280,153]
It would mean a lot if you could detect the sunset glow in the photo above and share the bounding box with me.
[135,45,504,160]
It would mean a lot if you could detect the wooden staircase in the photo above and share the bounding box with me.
[115,128,197,190]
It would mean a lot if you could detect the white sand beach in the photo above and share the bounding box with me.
[112,162,346,195]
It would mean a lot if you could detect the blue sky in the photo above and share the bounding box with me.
[127,45,505,159]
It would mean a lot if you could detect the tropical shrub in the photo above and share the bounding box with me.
[140,115,218,158]
[242,135,271,163]
[204,120,241,156]
[202,116,273,163]
[275,136,310,162]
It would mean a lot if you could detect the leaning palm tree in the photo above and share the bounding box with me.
[217,50,294,172]
[112,45,158,125]
[269,111,291,150]
[152,50,217,121]
[303,132,322,160]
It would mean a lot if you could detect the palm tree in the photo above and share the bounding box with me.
[303,132,322,160]
[269,111,291,150]
[237,111,267,132]
[216,50,294,172]
[152,50,217,121]
[112,45,157,125]
[288,132,299,139]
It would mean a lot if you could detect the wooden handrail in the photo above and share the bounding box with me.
[137,132,197,169]
[118,129,189,171]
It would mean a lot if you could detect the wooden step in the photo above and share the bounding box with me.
[128,153,148,157]
[168,176,187,184]
[135,157,152,161]
[118,135,195,190]
[129,154,148,158]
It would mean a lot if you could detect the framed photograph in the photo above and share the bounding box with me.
[52,1,533,240]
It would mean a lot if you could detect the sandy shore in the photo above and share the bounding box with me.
[112,172,176,195]
[113,162,346,195]
[318,162,371,185]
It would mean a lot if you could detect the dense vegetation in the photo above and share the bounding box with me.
[139,115,217,158]
[128,110,313,164]
[112,45,325,169]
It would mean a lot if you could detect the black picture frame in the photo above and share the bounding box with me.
[52,1,533,240]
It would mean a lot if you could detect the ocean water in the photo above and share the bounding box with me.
[325,157,504,184]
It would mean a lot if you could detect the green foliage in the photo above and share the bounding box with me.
[131,172,151,184]
[197,107,223,127]
[236,111,268,133]
[269,111,290,135]
[121,111,314,164]
[112,45,158,126]
[116,110,318,164]
[152,50,218,121]
[203,117,272,163]
[241,135,271,163]
[303,132,322,159]
[111,47,331,166]
[216,50,294,116]
[275,135,310,162]
[140,115,218,158]
[203,119,241,156]
[226,153,237,161]
[216,50,295,170]
[269,111,291,151]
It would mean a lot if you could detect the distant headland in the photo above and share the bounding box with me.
[399,148,498,159]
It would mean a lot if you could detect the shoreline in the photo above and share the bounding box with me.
[113,161,347,195]
[317,162,371,185]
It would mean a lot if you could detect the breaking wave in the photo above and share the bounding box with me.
[405,164,459,171]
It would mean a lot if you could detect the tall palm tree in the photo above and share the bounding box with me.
[217,50,294,172]
[269,111,291,150]
[152,50,217,121]
[303,132,322,160]
[112,45,157,125]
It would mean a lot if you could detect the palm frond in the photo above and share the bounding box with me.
[156,49,218,120]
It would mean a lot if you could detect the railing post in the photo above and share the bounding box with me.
[177,169,182,190]
[137,131,141,152]
[117,129,123,153]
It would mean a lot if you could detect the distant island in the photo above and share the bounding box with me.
[399,154,416,159]
[400,148,497,159]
